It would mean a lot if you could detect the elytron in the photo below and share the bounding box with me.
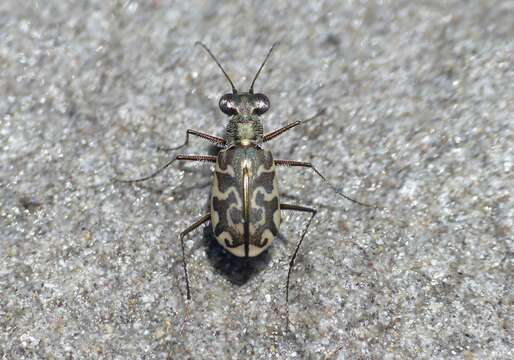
[118,42,373,325]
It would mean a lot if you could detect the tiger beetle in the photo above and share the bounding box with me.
[117,42,375,327]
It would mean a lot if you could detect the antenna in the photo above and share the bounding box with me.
[195,42,238,94]
[249,42,279,94]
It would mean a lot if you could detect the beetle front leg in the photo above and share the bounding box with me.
[158,129,226,152]
[115,155,217,183]
[275,159,379,208]
[262,110,325,143]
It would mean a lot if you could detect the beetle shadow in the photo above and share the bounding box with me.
[202,225,272,286]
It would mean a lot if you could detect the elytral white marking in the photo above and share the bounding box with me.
[249,166,281,229]
[255,162,274,176]
[248,244,267,257]
[218,231,234,246]
[226,205,242,230]
[250,190,274,228]
[227,245,246,257]
[215,152,236,176]
[273,168,281,228]
[260,229,274,247]
[251,183,279,204]
[211,209,220,228]
[254,163,279,202]
[211,167,242,204]
[273,209,281,229]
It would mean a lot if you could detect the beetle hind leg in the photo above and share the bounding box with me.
[275,159,380,208]
[177,212,211,333]
[280,203,317,329]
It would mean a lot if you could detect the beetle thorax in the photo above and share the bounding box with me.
[226,117,264,146]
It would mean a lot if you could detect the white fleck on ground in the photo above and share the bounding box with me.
[1,1,512,359]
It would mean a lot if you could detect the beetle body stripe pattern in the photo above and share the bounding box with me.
[211,146,281,257]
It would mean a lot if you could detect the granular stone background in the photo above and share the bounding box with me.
[1,1,512,359]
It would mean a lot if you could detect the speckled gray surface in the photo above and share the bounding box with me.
[1,1,513,359]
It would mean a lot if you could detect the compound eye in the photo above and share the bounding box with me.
[219,94,238,116]
[253,93,270,115]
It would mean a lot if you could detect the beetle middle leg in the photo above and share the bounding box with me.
[280,203,317,328]
[115,154,217,183]
[275,159,379,208]
[158,129,226,152]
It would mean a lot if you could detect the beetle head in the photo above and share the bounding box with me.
[219,92,270,117]
[196,41,278,118]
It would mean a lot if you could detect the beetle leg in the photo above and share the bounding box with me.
[262,109,325,143]
[275,159,379,208]
[178,212,211,300]
[280,203,317,329]
[114,155,217,183]
[178,212,211,333]
[158,129,226,152]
